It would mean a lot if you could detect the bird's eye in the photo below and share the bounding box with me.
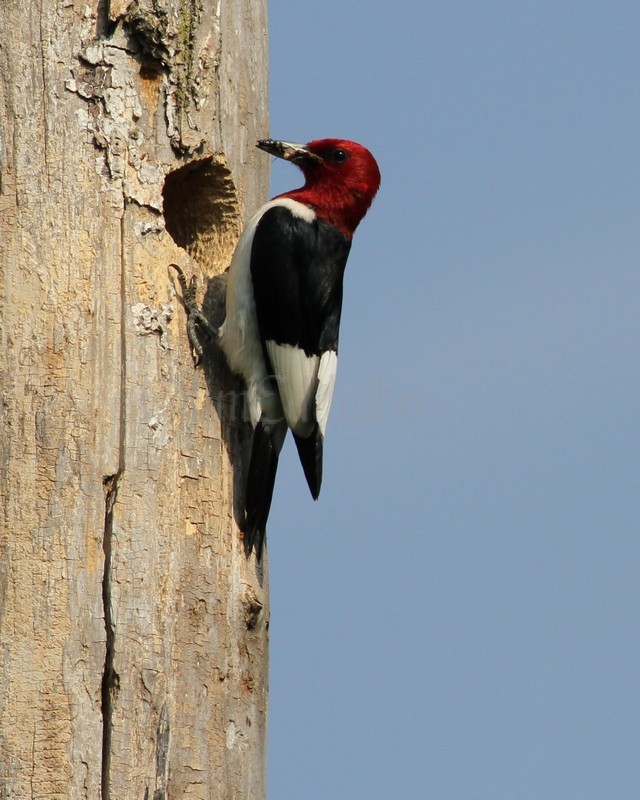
[331,148,348,163]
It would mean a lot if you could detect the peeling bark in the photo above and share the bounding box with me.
[0,2,269,797]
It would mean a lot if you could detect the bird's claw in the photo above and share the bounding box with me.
[186,309,217,366]
[169,263,218,366]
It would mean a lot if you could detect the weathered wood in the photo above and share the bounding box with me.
[0,2,269,797]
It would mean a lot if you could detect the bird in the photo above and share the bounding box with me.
[186,138,381,560]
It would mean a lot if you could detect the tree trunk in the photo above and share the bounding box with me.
[0,2,269,797]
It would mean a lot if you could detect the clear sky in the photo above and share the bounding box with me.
[260,2,640,798]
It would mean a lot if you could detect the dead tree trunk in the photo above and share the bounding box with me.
[0,2,269,797]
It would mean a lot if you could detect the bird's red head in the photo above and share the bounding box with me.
[257,138,381,236]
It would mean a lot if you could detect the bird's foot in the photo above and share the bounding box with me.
[170,263,218,366]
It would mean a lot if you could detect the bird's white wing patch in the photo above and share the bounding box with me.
[316,351,338,435]
[266,342,319,438]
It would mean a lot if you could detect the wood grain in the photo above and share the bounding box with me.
[0,2,270,796]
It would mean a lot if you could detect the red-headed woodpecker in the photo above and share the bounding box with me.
[218,138,380,560]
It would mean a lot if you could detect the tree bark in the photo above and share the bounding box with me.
[0,2,269,797]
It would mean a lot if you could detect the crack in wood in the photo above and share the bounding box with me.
[101,471,122,800]
[101,212,127,800]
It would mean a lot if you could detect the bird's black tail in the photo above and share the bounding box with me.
[242,419,286,561]
[293,427,323,500]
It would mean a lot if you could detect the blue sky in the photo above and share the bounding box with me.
[260,2,640,797]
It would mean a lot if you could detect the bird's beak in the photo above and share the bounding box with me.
[257,139,323,165]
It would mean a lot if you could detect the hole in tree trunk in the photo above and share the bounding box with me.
[162,155,241,273]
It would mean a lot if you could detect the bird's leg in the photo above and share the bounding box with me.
[169,263,218,366]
